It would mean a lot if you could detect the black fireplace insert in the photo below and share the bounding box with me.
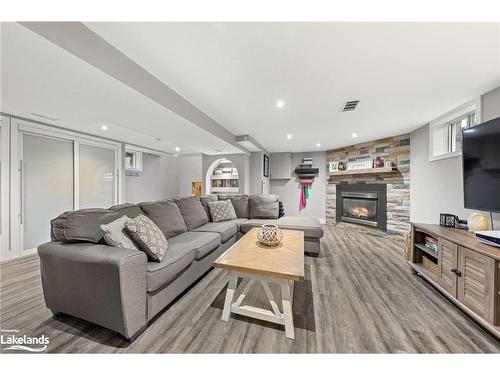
[335,184,387,231]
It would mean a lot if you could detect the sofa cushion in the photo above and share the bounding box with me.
[240,217,323,238]
[109,203,144,219]
[208,200,237,223]
[217,194,249,218]
[192,221,238,243]
[249,194,279,219]
[200,195,218,221]
[100,215,140,250]
[167,231,221,260]
[141,200,188,238]
[175,196,208,230]
[146,243,196,292]
[227,218,248,231]
[51,209,121,243]
[240,219,277,234]
[124,215,168,262]
[277,216,324,238]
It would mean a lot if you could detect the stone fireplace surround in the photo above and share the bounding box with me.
[326,134,410,236]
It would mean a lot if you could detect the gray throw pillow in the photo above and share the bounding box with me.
[124,215,168,262]
[100,215,140,250]
[208,200,237,223]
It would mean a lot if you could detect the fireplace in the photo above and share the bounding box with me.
[335,184,387,231]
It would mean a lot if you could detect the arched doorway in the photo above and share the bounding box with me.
[205,158,239,195]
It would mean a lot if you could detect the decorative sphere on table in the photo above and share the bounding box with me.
[257,224,283,247]
[467,213,489,232]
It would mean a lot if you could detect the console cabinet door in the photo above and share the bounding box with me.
[438,238,458,297]
[457,246,496,323]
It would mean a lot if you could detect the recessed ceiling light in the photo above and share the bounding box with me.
[101,125,108,131]
[352,133,358,138]
[276,100,285,109]
[286,134,292,140]
[175,147,180,152]
[316,143,321,148]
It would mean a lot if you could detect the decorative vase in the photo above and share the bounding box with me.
[467,213,489,232]
[257,224,283,247]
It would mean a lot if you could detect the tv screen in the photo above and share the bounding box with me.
[463,116,500,213]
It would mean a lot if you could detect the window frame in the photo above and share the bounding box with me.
[428,99,481,162]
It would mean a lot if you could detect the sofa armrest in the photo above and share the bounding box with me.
[37,241,147,339]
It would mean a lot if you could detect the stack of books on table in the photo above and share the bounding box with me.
[424,236,438,253]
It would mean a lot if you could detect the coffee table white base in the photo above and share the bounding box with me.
[221,271,295,339]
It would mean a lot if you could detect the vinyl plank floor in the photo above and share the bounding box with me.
[1,225,499,353]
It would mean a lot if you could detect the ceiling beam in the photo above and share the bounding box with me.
[20,22,250,155]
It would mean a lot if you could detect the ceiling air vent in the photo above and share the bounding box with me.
[341,100,360,112]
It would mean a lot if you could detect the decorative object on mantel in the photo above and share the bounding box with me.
[294,157,319,210]
[329,161,338,172]
[374,156,384,168]
[338,161,346,171]
[439,213,457,227]
[257,224,283,247]
[467,212,489,232]
[347,159,372,170]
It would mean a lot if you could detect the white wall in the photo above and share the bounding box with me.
[249,151,270,194]
[270,151,326,221]
[125,153,179,203]
[410,87,500,228]
[178,154,203,197]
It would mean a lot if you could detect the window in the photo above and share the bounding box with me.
[124,147,143,171]
[429,101,479,161]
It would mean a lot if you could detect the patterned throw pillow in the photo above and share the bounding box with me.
[207,200,237,223]
[124,215,168,262]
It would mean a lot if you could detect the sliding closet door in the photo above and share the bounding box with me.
[78,143,116,209]
[22,133,74,250]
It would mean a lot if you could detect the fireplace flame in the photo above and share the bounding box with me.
[351,206,369,218]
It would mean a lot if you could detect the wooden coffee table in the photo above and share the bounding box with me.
[213,227,304,339]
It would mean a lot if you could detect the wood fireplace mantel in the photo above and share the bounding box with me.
[327,166,395,177]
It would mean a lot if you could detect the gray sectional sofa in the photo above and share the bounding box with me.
[38,194,323,340]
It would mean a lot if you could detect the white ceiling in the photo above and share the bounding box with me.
[0,22,242,155]
[2,22,500,154]
[86,22,500,152]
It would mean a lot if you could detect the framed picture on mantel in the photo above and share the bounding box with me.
[263,154,270,177]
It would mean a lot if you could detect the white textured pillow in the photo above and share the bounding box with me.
[100,215,140,250]
[124,215,168,262]
[208,200,237,223]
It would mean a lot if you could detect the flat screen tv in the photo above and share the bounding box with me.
[462,116,500,213]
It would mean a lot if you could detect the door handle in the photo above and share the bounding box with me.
[451,268,462,277]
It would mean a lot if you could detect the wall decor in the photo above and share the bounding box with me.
[338,161,346,171]
[347,159,372,170]
[329,161,338,172]
[191,180,202,196]
[263,154,270,177]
